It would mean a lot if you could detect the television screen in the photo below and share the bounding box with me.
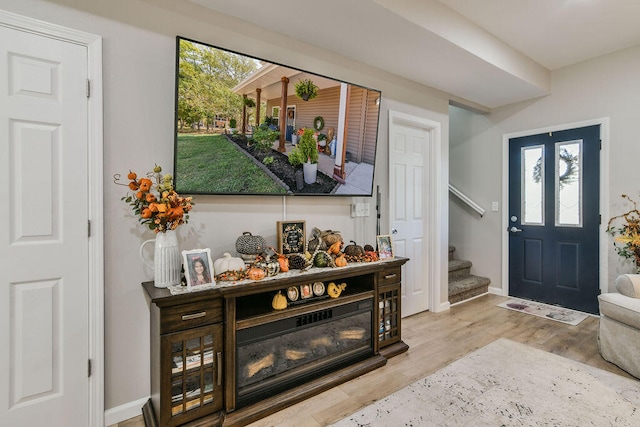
[173,36,381,196]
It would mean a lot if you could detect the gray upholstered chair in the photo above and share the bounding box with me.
[598,274,640,379]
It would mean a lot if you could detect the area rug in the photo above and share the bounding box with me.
[497,297,590,326]
[331,338,640,426]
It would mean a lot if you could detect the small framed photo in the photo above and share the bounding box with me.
[277,220,306,255]
[313,281,325,296]
[183,248,215,291]
[300,283,313,299]
[376,235,394,260]
[287,286,299,302]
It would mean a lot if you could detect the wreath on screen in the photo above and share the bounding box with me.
[532,148,578,189]
[313,116,325,131]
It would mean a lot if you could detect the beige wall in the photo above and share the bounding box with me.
[1,0,451,418]
[449,44,640,294]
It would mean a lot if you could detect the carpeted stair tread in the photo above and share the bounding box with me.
[448,259,472,271]
[448,245,490,304]
[449,275,490,304]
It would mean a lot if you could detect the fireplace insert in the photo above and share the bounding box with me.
[235,296,374,407]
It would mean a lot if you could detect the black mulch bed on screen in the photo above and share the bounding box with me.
[226,134,338,194]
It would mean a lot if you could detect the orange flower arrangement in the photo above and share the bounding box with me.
[115,165,194,233]
[607,194,640,268]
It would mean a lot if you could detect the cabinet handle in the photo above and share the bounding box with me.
[384,273,397,280]
[216,352,222,386]
[181,311,206,321]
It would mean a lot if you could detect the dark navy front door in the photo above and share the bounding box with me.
[508,125,600,314]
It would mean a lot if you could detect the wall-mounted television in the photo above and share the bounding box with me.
[173,36,381,197]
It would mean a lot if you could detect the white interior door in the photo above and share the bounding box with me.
[389,112,430,317]
[0,25,90,426]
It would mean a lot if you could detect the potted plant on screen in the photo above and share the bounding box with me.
[288,128,318,184]
[294,79,318,101]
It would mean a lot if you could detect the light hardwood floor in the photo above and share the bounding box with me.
[112,294,632,427]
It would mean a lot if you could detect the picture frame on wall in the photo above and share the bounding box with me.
[277,220,306,254]
[376,235,394,260]
[183,248,215,291]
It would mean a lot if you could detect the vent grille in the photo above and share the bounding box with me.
[296,309,332,327]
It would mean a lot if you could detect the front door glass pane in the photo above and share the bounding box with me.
[556,140,582,226]
[522,145,544,225]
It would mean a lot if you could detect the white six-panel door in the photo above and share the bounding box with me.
[0,25,90,426]
[389,112,431,317]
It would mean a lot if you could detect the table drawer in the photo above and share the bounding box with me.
[378,266,401,287]
[161,298,223,334]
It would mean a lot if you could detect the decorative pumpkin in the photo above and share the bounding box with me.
[327,282,347,298]
[246,265,266,281]
[272,291,287,310]
[235,231,268,255]
[327,241,342,255]
[257,258,280,277]
[269,247,289,273]
[363,244,375,252]
[213,252,245,274]
[313,251,333,268]
[344,240,365,257]
[334,253,347,267]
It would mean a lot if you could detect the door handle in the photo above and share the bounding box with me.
[391,228,398,234]
[509,226,523,233]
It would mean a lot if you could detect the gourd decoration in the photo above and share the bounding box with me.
[334,253,347,267]
[256,256,280,277]
[272,291,287,310]
[327,241,342,255]
[313,250,334,268]
[363,244,375,252]
[213,253,245,274]
[308,227,342,251]
[327,282,347,298]
[246,265,266,281]
[270,247,290,273]
[235,232,268,255]
[344,240,365,258]
[319,229,343,246]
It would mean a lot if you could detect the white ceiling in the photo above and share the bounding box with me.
[188,0,640,110]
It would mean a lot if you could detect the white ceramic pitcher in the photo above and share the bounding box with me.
[139,229,181,288]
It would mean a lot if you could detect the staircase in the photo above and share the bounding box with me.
[449,246,491,304]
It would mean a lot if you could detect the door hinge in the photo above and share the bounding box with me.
[86,79,90,98]
[88,220,91,237]
[599,215,601,225]
[88,359,92,377]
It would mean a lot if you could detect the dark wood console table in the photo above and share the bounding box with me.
[142,257,409,427]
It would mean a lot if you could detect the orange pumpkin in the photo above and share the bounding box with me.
[334,254,347,267]
[247,265,266,280]
[328,241,342,255]
[270,247,290,273]
[278,255,289,272]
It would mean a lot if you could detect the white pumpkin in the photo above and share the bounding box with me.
[213,252,245,274]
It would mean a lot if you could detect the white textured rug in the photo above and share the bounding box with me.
[498,298,589,326]
[331,338,640,426]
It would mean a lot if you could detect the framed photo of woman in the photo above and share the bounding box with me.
[376,235,394,260]
[277,220,306,254]
[183,248,215,291]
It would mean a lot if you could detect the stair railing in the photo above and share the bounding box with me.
[449,184,486,217]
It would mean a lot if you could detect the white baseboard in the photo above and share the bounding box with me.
[435,301,451,312]
[104,396,149,426]
[488,286,504,296]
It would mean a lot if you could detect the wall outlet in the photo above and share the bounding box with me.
[351,203,371,217]
[491,201,499,212]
